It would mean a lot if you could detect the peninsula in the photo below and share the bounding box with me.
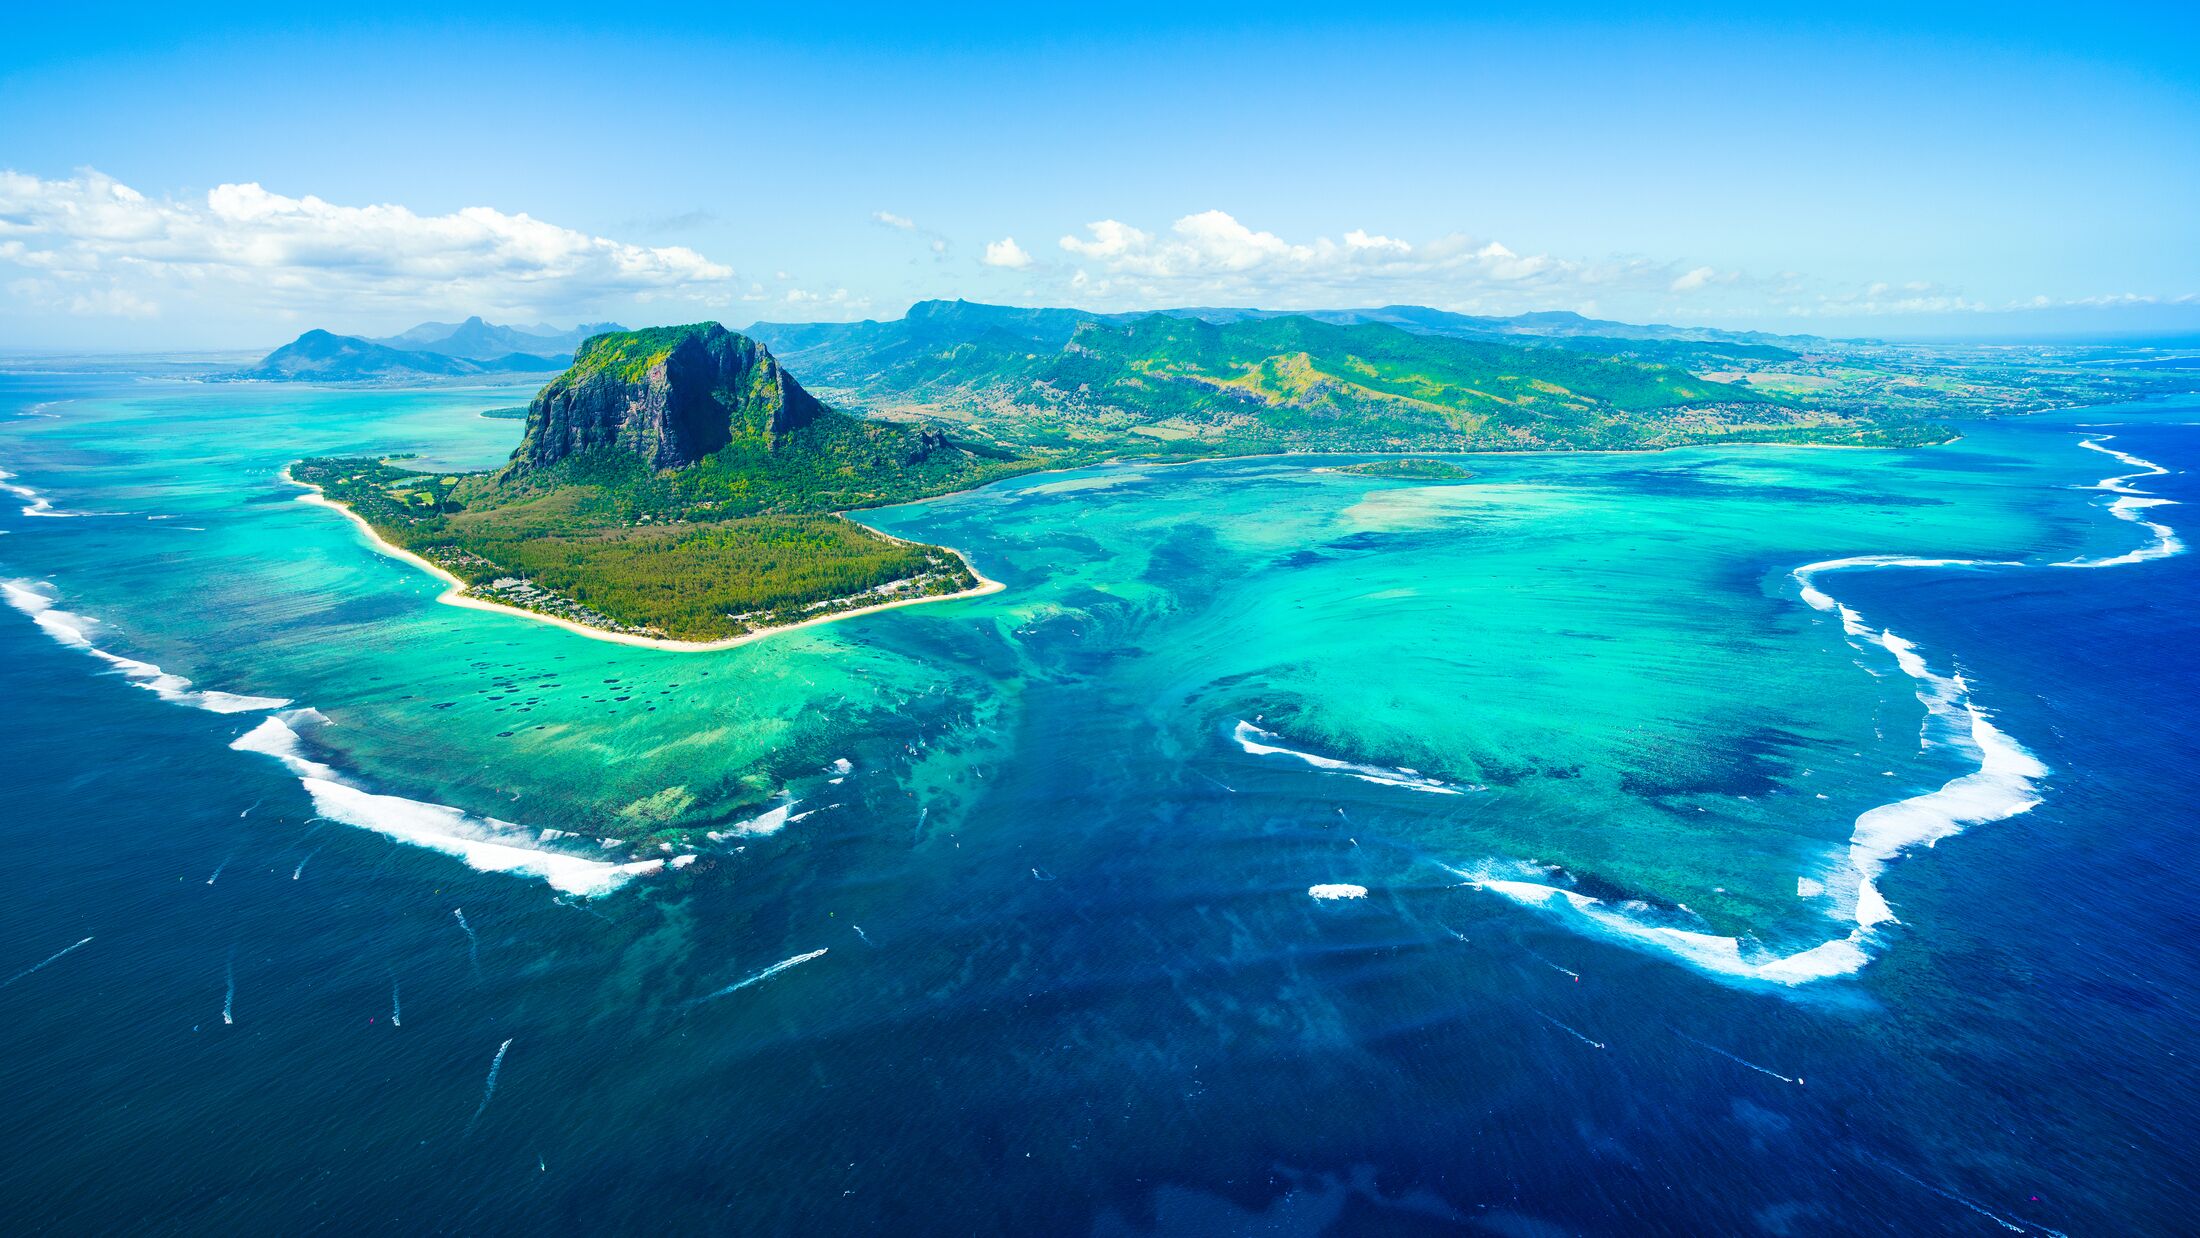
[295,309,1963,646]
[292,323,1019,644]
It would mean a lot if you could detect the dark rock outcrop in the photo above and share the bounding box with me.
[512,323,828,473]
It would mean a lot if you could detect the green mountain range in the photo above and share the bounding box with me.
[748,301,1916,455]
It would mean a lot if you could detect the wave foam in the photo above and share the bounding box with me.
[3,579,289,712]
[1233,721,1472,795]
[0,467,79,518]
[1309,883,1369,900]
[2059,437,2186,567]
[5,576,661,897]
[233,715,663,897]
[1459,432,2182,986]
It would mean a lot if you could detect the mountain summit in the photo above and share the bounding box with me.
[512,323,830,473]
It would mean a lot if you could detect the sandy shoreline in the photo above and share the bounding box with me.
[280,430,1935,653]
[281,468,1005,653]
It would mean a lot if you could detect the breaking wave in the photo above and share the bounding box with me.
[4,577,661,897]
[3,579,289,712]
[0,466,82,518]
[233,715,665,897]
[1456,433,2179,985]
[1234,720,1475,795]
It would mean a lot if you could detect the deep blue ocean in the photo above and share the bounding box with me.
[1,387,2196,1234]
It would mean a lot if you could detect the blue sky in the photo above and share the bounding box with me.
[3,1,2196,347]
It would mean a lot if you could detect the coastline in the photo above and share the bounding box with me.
[280,468,1005,654]
[1090,433,1962,476]
[278,430,1942,654]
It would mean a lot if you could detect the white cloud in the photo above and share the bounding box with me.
[0,169,737,326]
[1053,209,1672,310]
[872,210,916,230]
[982,236,1033,269]
[1670,266,1718,292]
[780,287,872,318]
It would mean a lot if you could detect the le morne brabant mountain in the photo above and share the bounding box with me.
[293,304,1947,643]
[293,323,1009,642]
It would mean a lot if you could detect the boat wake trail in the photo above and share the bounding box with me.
[1525,949,1581,981]
[390,979,402,1028]
[1460,435,2183,986]
[222,948,236,1025]
[1859,1149,2049,1234]
[2,936,93,990]
[1534,1009,1606,1050]
[463,1038,513,1137]
[292,847,321,880]
[691,949,828,1005]
[452,908,481,975]
[1670,1026,1803,1085]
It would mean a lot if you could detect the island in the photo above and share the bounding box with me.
[1320,458,1475,480]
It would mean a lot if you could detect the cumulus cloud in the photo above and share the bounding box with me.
[1670,265,1723,292]
[982,236,1033,269]
[0,169,737,323]
[1053,209,1684,310]
[872,210,917,230]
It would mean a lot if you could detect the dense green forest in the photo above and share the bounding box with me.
[293,456,979,641]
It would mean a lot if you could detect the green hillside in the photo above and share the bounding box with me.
[765,308,1932,455]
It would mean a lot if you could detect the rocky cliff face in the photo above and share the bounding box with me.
[511,323,828,473]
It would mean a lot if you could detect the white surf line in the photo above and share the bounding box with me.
[1670,1027,1803,1085]
[4,579,669,899]
[0,466,82,518]
[1233,720,1473,795]
[463,1038,514,1137]
[1534,1009,1606,1050]
[691,948,829,1005]
[2077,435,2169,494]
[1461,435,2183,987]
[0,579,290,713]
[2060,436,2184,567]
[232,714,666,897]
[1,936,93,990]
